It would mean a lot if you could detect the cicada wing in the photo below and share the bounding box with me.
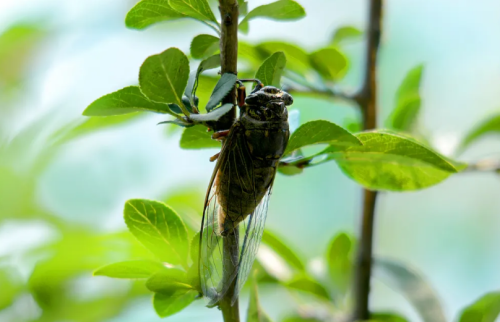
[231,186,272,305]
[199,125,254,306]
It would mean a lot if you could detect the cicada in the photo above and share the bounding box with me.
[199,80,293,306]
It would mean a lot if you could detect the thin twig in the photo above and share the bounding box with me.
[217,0,241,321]
[465,159,500,173]
[351,0,383,321]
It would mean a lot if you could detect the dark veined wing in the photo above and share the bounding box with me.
[199,123,275,306]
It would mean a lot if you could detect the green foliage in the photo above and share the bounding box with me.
[286,276,331,301]
[205,73,238,111]
[139,47,190,107]
[124,199,190,267]
[329,131,461,191]
[281,317,322,322]
[255,51,287,87]
[371,312,409,322]
[83,86,174,116]
[458,292,500,322]
[94,260,166,279]
[326,232,354,296]
[0,267,23,310]
[169,0,218,25]
[239,0,306,33]
[153,289,198,318]
[309,47,348,81]
[247,278,273,322]
[146,268,193,293]
[262,230,305,271]
[256,42,310,74]
[387,65,424,132]
[285,120,361,155]
[125,0,185,29]
[460,114,500,152]
[180,125,221,149]
[191,34,220,59]
[374,258,446,322]
[331,26,363,44]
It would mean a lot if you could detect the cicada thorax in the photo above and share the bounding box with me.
[216,86,293,235]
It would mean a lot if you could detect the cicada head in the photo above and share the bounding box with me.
[244,86,293,121]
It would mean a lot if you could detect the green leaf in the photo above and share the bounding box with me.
[146,268,193,293]
[255,51,286,87]
[238,0,248,16]
[262,230,305,271]
[83,86,173,116]
[0,267,23,310]
[239,0,306,33]
[153,289,198,318]
[329,131,460,191]
[285,120,362,155]
[190,34,219,59]
[205,73,237,112]
[190,232,200,263]
[197,54,221,76]
[460,114,500,152]
[326,232,354,296]
[371,312,410,322]
[169,0,218,24]
[180,125,220,149]
[285,276,331,300]
[374,258,446,322]
[459,292,500,322]
[93,260,165,279]
[256,42,310,74]
[331,26,363,44]
[282,317,322,322]
[387,65,424,131]
[309,47,348,81]
[189,103,234,122]
[124,199,189,267]
[139,47,189,106]
[247,278,273,322]
[125,0,185,30]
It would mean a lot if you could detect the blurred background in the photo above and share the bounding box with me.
[1,0,500,321]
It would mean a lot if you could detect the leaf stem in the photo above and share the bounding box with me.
[217,0,240,321]
[201,20,221,35]
[351,0,383,320]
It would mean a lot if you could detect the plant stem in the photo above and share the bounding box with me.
[217,0,240,321]
[351,0,383,320]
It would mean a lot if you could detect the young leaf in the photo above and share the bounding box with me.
[257,41,310,74]
[374,257,446,322]
[459,114,500,152]
[255,51,286,87]
[139,47,189,106]
[146,268,193,293]
[247,278,273,322]
[285,275,331,301]
[124,199,189,267]
[190,34,219,59]
[169,0,218,25]
[125,0,185,30]
[83,86,173,116]
[205,73,237,112]
[326,232,354,296]
[94,260,165,279]
[189,103,233,122]
[261,230,304,271]
[458,292,500,322]
[285,120,362,155]
[153,289,198,318]
[387,65,424,132]
[239,0,306,34]
[309,47,348,81]
[331,26,363,44]
[329,131,461,191]
[180,125,220,149]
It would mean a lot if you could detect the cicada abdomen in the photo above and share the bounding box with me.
[199,82,293,306]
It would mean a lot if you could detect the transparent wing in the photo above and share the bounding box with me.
[199,125,274,306]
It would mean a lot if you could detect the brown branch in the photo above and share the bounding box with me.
[351,0,383,321]
[217,0,241,321]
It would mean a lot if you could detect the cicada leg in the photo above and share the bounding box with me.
[209,152,220,162]
[237,79,264,94]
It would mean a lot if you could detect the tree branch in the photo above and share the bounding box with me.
[351,0,383,320]
[217,0,241,321]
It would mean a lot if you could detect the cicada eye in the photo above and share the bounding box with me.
[282,92,293,106]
